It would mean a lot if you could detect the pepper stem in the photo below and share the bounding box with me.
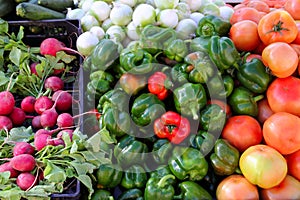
[191,108,199,120]
[157,174,175,188]
[253,94,264,102]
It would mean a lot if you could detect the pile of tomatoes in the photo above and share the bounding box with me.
[216,0,300,199]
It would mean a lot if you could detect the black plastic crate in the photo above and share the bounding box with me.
[51,179,81,200]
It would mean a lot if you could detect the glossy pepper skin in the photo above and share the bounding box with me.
[170,63,193,85]
[173,82,207,120]
[184,51,216,84]
[117,188,144,200]
[173,181,213,200]
[206,74,234,99]
[208,35,240,73]
[121,165,147,189]
[119,73,147,96]
[144,174,176,200]
[149,165,177,186]
[148,71,172,100]
[97,88,129,113]
[196,15,231,37]
[237,58,272,94]
[189,130,215,156]
[91,189,114,200]
[95,163,123,189]
[153,111,191,144]
[131,93,165,126]
[189,36,210,53]
[152,139,174,165]
[169,147,208,181]
[228,86,264,117]
[114,135,148,167]
[210,139,240,176]
[200,104,226,133]
[164,39,188,62]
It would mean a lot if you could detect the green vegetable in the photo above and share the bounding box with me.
[38,0,74,11]
[189,130,215,155]
[164,39,188,62]
[97,88,129,113]
[173,82,207,120]
[169,147,208,181]
[170,63,193,85]
[173,181,213,200]
[152,139,174,165]
[91,189,114,200]
[189,36,210,53]
[95,163,123,188]
[206,74,234,99]
[121,165,147,189]
[117,188,144,200]
[210,139,240,176]
[200,104,226,133]
[149,165,176,186]
[196,15,231,37]
[0,0,14,18]
[16,2,66,20]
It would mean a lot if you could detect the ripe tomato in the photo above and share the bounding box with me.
[229,20,260,52]
[258,10,298,45]
[263,112,300,155]
[221,115,262,152]
[230,7,265,24]
[257,98,274,124]
[245,54,262,62]
[292,22,300,44]
[239,144,288,189]
[260,175,300,200]
[246,0,270,13]
[284,0,300,20]
[216,174,259,200]
[266,76,300,116]
[285,149,300,181]
[262,42,298,78]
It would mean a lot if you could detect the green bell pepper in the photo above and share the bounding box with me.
[131,93,165,126]
[173,181,213,200]
[144,174,176,200]
[210,139,240,176]
[173,82,207,120]
[200,104,226,133]
[169,147,208,181]
[150,165,176,183]
[189,36,210,53]
[164,39,188,62]
[189,130,215,156]
[152,139,174,165]
[196,14,231,37]
[114,135,149,167]
[184,51,216,84]
[237,58,272,94]
[97,88,130,113]
[170,63,193,85]
[121,165,147,189]
[117,188,144,200]
[91,189,114,200]
[206,74,234,99]
[228,86,264,117]
[95,163,123,189]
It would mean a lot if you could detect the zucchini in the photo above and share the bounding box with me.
[38,0,74,12]
[16,2,66,20]
[0,0,14,17]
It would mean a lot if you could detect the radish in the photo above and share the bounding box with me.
[0,116,13,131]
[10,154,36,172]
[34,132,52,151]
[40,107,58,128]
[56,113,74,128]
[40,38,83,57]
[34,129,53,137]
[34,96,54,115]
[32,116,42,129]
[52,90,73,112]
[16,172,37,191]
[57,129,74,140]
[0,162,19,178]
[21,96,36,113]
[44,76,64,92]
[13,142,35,157]
[0,91,15,115]
[48,138,65,146]
[9,107,26,126]
[30,62,39,76]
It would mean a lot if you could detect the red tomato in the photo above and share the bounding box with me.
[257,98,274,124]
[285,149,300,181]
[284,0,300,20]
[216,174,259,200]
[221,115,262,152]
[266,76,300,116]
[263,112,300,155]
[292,22,300,44]
[245,54,262,62]
[230,7,265,24]
[239,144,288,189]
[260,175,300,200]
[229,20,260,52]
[246,0,270,13]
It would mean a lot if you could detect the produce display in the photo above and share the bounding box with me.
[0,0,300,199]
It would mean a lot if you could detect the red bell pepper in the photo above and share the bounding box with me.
[148,72,172,100]
[154,111,191,144]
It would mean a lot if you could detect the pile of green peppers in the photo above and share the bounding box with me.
[82,15,273,199]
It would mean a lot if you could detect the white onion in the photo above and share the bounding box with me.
[66,8,85,19]
[190,12,204,25]
[157,9,178,28]
[219,6,234,21]
[154,0,179,9]
[180,0,202,12]
[80,14,100,32]
[126,21,140,41]
[80,0,94,12]
[89,1,111,22]
[200,2,220,16]
[132,4,156,27]
[76,31,99,57]
[102,18,113,31]
[89,26,106,40]
[110,3,133,26]
[175,18,197,40]
[106,25,126,42]
[176,2,191,20]
[116,0,137,7]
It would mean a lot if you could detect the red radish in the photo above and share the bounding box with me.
[44,76,64,92]
[40,38,82,57]
[16,172,36,190]
[34,132,52,151]
[0,116,13,131]
[40,108,58,128]
[30,62,39,76]
[49,138,65,146]
[56,113,74,128]
[0,162,19,178]
[32,116,42,129]
[34,96,53,115]
[52,90,73,112]
[9,107,26,126]
[57,129,74,140]
[13,142,35,157]
[11,154,36,172]
[21,96,36,113]
[0,91,15,115]
[34,129,54,137]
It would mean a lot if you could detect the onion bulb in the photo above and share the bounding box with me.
[76,32,99,57]
[110,3,133,26]
[157,9,178,28]
[89,1,111,22]
[132,4,156,27]
[175,18,197,39]
[154,0,179,9]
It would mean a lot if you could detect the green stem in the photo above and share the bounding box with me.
[157,174,175,188]
[253,94,264,102]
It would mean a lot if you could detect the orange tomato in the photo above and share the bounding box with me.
[286,149,300,181]
[229,20,260,52]
[216,174,259,200]
[260,175,300,200]
[263,112,300,155]
[262,42,298,78]
[258,10,298,45]
[292,22,300,44]
[239,144,287,189]
[230,7,265,24]
[246,0,270,13]
[284,0,300,20]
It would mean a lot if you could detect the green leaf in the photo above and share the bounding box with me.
[70,161,95,175]
[76,174,94,199]
[44,161,67,183]
[0,188,23,200]
[17,26,24,41]
[8,126,34,142]
[0,19,8,34]
[56,51,76,64]
[0,172,11,184]
[0,71,9,87]
[9,46,29,66]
